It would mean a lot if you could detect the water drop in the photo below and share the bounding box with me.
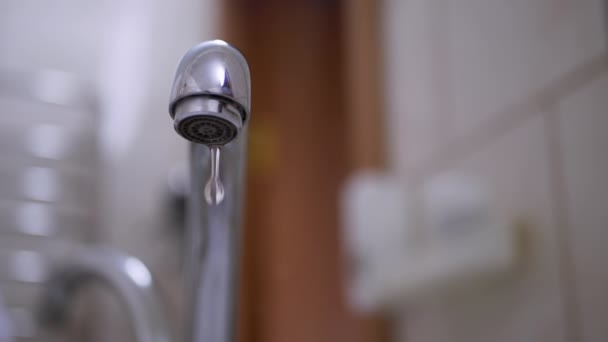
[204,146,225,205]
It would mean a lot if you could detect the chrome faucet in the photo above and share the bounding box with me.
[37,40,249,342]
[168,40,251,342]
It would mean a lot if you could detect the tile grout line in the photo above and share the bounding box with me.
[410,0,456,255]
[432,0,453,152]
[409,54,608,184]
[542,107,582,342]
[604,0,608,52]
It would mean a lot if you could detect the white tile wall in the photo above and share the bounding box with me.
[385,0,606,174]
[384,0,608,341]
[384,0,446,173]
[558,73,608,342]
[403,117,566,342]
[446,0,606,141]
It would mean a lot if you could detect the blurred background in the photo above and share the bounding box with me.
[0,0,606,342]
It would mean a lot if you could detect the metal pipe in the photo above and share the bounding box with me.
[169,40,251,342]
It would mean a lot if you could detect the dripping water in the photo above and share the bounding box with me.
[204,146,224,205]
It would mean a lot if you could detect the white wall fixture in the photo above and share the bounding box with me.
[341,172,515,312]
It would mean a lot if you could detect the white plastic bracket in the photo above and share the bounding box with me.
[341,172,515,312]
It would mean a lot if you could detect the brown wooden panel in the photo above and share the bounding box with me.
[219,1,388,341]
[344,0,387,170]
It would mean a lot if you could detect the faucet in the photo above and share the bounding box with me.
[37,40,250,342]
[168,40,251,342]
[38,247,172,342]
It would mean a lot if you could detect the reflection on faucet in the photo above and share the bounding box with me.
[38,247,172,342]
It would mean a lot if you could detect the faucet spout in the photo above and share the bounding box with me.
[169,40,251,342]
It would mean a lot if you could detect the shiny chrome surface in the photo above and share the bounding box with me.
[169,40,250,342]
[169,41,250,146]
[38,247,172,342]
[169,40,250,117]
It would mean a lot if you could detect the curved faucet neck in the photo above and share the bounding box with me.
[39,248,172,342]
